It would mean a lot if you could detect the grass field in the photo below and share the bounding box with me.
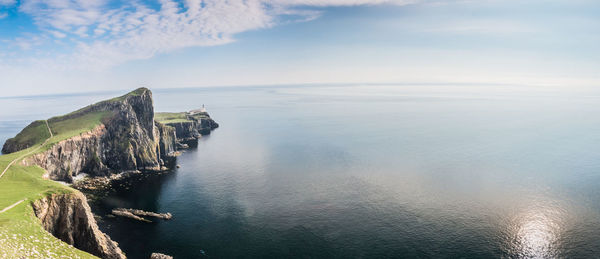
[155,112,192,124]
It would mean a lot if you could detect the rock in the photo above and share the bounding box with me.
[168,121,200,141]
[111,209,152,222]
[150,252,173,259]
[164,111,219,146]
[112,208,172,221]
[3,88,218,258]
[18,88,181,182]
[32,192,126,259]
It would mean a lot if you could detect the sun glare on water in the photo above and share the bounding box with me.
[509,205,566,258]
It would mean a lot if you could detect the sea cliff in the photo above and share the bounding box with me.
[6,88,178,182]
[33,192,126,259]
[0,88,217,258]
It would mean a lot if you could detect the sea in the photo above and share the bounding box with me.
[2,84,600,258]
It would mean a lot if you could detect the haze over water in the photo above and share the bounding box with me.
[2,84,600,258]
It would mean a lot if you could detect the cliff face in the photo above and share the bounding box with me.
[168,122,200,141]
[198,116,219,135]
[32,192,126,259]
[164,112,219,141]
[2,88,219,258]
[100,90,161,172]
[21,88,178,182]
[24,125,108,181]
[155,122,177,167]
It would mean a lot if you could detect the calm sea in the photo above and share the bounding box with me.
[2,84,600,258]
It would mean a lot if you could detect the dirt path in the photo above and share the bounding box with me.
[0,121,52,214]
[0,199,26,214]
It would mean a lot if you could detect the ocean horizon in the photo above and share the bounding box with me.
[3,84,600,258]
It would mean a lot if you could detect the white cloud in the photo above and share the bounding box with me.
[0,13,7,19]
[0,0,15,6]
[5,0,420,70]
[269,0,416,6]
[48,30,66,38]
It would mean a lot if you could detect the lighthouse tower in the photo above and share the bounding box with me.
[200,104,206,113]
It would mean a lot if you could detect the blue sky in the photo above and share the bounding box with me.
[0,0,599,96]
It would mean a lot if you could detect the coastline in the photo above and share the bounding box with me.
[0,88,218,258]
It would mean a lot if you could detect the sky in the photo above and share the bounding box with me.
[0,0,599,97]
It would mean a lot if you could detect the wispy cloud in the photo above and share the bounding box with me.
[0,0,15,6]
[3,0,417,70]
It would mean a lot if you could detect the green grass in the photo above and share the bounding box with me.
[106,87,148,103]
[155,112,192,124]
[0,149,96,258]
[44,111,111,152]
[4,111,111,155]
[46,87,147,125]
[2,121,51,152]
[0,100,116,258]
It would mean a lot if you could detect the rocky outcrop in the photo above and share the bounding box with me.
[156,122,176,157]
[164,112,219,142]
[112,208,172,222]
[198,115,219,135]
[99,88,162,172]
[168,121,200,141]
[20,88,179,182]
[156,122,177,167]
[32,192,126,259]
[150,253,173,259]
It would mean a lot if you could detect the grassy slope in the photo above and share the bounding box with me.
[0,91,142,258]
[155,111,210,124]
[45,111,111,152]
[0,149,93,258]
[3,121,51,151]
[155,112,191,124]
[0,149,96,258]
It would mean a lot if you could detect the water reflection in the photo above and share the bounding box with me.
[4,85,600,257]
[508,204,565,258]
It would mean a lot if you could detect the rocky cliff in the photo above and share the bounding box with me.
[197,114,219,135]
[18,88,178,182]
[163,112,219,141]
[168,121,200,141]
[24,125,108,181]
[32,192,126,259]
[3,87,218,258]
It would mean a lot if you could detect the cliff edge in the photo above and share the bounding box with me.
[0,87,218,258]
[33,192,126,259]
[4,88,178,182]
